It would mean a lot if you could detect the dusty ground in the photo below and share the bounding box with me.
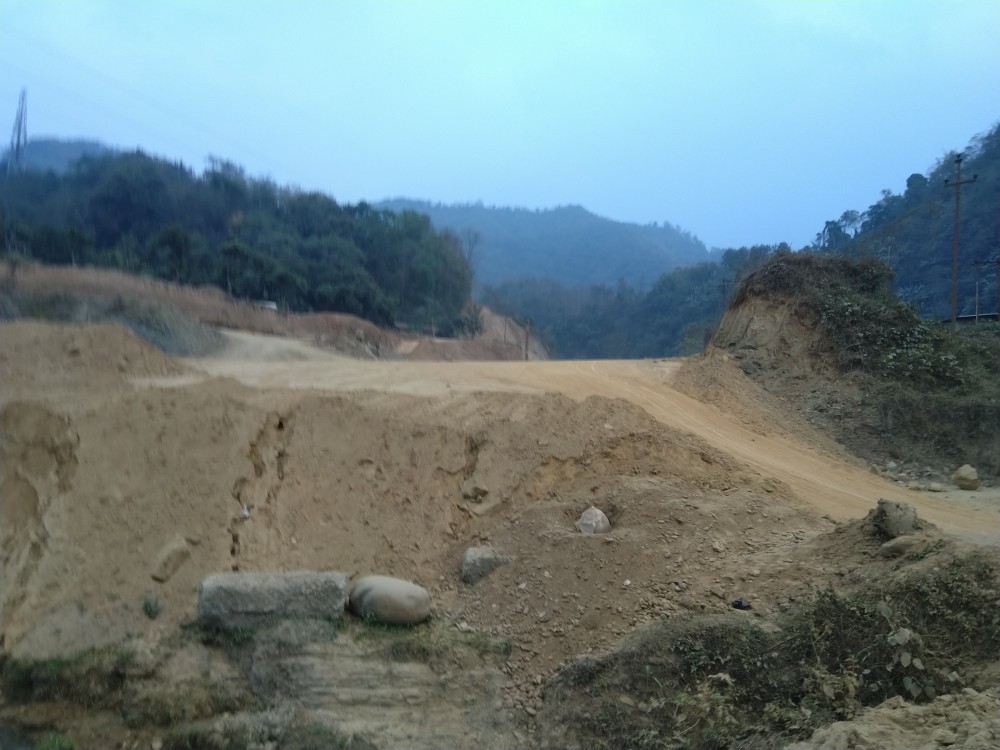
[1,320,998,748]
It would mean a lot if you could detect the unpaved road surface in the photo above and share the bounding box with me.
[187,330,998,544]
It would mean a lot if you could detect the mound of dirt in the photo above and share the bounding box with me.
[712,254,1000,478]
[1,260,547,362]
[1,321,184,405]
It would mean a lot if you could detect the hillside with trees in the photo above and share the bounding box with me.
[813,121,999,319]
[0,147,479,335]
[483,123,999,359]
[377,199,712,289]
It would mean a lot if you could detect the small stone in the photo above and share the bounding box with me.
[927,482,947,492]
[461,478,490,501]
[953,464,980,491]
[461,546,512,585]
[576,506,611,534]
[150,534,191,583]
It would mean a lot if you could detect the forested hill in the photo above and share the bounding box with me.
[15,138,114,174]
[0,149,478,335]
[377,199,712,288]
[813,121,1000,319]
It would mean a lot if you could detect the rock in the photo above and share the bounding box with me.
[349,575,431,625]
[197,570,349,630]
[953,464,980,491]
[150,533,191,583]
[461,546,512,585]
[927,482,947,493]
[878,536,921,558]
[575,506,611,534]
[461,478,489,501]
[866,499,920,540]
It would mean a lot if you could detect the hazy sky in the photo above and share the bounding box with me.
[1,0,997,250]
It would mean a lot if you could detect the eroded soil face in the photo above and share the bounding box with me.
[1,321,997,748]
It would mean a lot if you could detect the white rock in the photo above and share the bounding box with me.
[576,506,611,534]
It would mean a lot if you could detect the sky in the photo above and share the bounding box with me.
[1,0,998,251]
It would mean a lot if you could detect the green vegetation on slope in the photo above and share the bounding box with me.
[0,151,479,335]
[724,251,1000,474]
[480,245,782,359]
[814,121,1000,319]
[544,546,998,750]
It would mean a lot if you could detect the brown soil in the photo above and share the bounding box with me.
[0,260,545,361]
[2,311,998,746]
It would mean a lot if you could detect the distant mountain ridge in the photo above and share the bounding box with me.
[377,199,713,289]
[2,138,114,174]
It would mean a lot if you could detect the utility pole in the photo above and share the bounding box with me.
[944,155,977,331]
[6,89,27,176]
[4,89,28,256]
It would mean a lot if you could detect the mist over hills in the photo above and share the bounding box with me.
[6,137,113,173]
[377,198,713,289]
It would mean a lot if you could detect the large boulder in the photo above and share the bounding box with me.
[461,546,512,585]
[348,575,431,625]
[197,570,349,630]
[866,499,921,540]
[953,464,980,491]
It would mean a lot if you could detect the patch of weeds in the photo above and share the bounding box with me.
[905,538,946,561]
[162,725,256,750]
[143,594,162,620]
[464,631,513,659]
[0,646,130,708]
[282,722,377,750]
[36,732,75,750]
[353,618,511,667]
[542,549,999,749]
[121,680,261,729]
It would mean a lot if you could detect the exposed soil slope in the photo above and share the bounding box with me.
[1,320,997,749]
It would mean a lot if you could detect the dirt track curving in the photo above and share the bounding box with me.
[183,330,999,544]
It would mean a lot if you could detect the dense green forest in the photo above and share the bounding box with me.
[378,199,712,289]
[813,121,999,319]
[480,245,780,358]
[0,146,478,335]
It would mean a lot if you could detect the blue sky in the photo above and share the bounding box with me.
[1,0,997,250]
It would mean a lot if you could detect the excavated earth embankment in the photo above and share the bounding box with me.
[1,320,997,749]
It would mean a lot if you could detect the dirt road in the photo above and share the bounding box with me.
[184,331,998,544]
